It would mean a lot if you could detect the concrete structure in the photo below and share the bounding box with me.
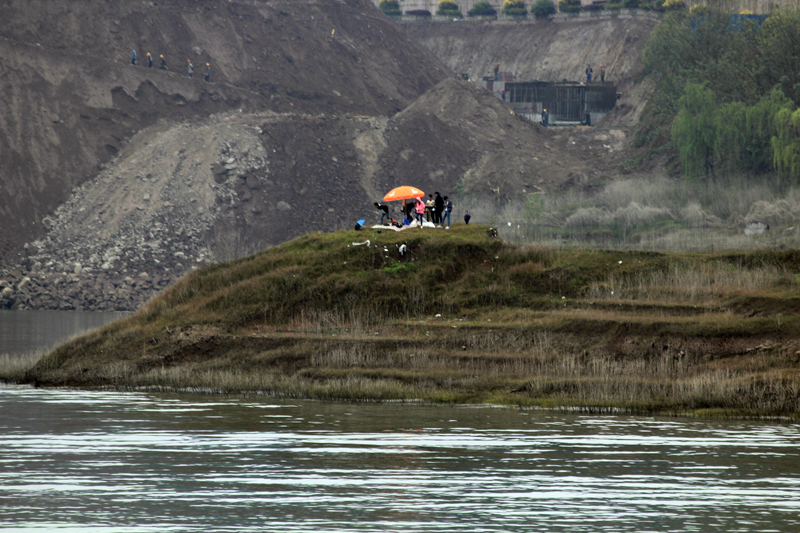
[482,74,617,125]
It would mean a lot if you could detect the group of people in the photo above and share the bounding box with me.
[374,191,459,229]
[130,49,212,82]
[585,64,606,84]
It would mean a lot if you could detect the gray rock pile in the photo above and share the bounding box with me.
[2,113,271,311]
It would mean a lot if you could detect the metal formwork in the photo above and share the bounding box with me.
[505,81,617,124]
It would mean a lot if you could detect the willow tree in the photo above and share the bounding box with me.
[772,107,800,180]
[672,83,718,178]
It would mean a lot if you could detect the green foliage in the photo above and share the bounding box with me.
[502,0,528,15]
[437,0,462,16]
[531,0,556,18]
[772,107,800,179]
[664,0,686,11]
[637,7,800,176]
[524,193,544,220]
[714,101,748,174]
[558,0,582,13]
[623,0,640,8]
[672,84,796,179]
[746,88,793,173]
[379,0,401,16]
[689,3,709,16]
[758,9,800,105]
[671,83,717,178]
[468,1,497,16]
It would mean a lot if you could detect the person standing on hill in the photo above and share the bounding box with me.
[434,192,444,226]
[131,49,137,65]
[147,52,153,68]
[187,60,194,78]
[204,63,211,82]
[425,194,434,222]
[494,62,500,81]
[585,64,593,83]
[441,196,453,229]
[600,64,606,83]
[160,55,168,70]
[415,197,425,226]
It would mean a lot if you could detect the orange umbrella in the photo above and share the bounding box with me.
[383,186,425,202]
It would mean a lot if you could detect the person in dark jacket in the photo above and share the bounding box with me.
[374,202,390,225]
[160,55,168,70]
[204,63,211,82]
[131,49,137,65]
[441,196,453,229]
[433,192,444,225]
[187,60,194,78]
[147,52,153,68]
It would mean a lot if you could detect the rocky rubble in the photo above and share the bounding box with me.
[1,113,272,311]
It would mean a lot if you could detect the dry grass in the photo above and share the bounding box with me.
[585,262,797,303]
[461,174,800,252]
[17,226,800,418]
[0,351,46,382]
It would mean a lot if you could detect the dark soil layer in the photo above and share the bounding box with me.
[20,227,800,418]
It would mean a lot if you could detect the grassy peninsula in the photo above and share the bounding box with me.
[13,226,800,418]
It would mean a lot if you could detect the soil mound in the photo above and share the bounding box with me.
[377,78,625,202]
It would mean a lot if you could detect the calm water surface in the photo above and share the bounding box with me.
[1,385,799,532]
[0,310,128,356]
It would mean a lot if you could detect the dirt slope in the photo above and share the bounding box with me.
[0,6,660,311]
[0,77,629,311]
[0,0,451,260]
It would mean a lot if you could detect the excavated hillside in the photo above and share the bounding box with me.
[1,78,629,311]
[0,6,660,311]
[0,0,451,260]
[404,16,659,130]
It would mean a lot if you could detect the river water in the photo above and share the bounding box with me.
[2,385,799,532]
[0,309,129,356]
[1,311,800,531]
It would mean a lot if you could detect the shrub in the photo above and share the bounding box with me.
[740,9,754,15]
[622,0,640,8]
[468,1,497,16]
[379,0,401,16]
[583,2,604,10]
[688,3,709,16]
[437,0,463,16]
[502,0,528,15]
[406,9,432,17]
[558,0,582,13]
[664,0,686,10]
[532,0,557,18]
